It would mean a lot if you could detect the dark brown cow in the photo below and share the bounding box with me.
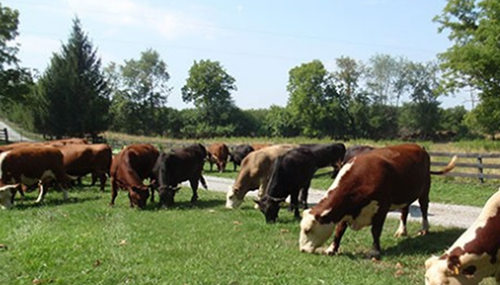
[425,189,500,285]
[153,144,207,208]
[229,144,254,171]
[0,146,71,204]
[44,138,89,146]
[55,144,112,191]
[299,144,457,259]
[331,145,375,178]
[207,143,229,172]
[109,144,159,209]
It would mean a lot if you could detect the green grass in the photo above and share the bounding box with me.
[206,162,499,208]
[2,183,497,285]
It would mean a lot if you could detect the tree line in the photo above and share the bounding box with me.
[0,1,499,141]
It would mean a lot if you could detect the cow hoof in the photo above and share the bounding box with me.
[190,196,198,203]
[417,229,429,236]
[367,250,381,260]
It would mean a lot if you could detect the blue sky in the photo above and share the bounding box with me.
[4,0,471,110]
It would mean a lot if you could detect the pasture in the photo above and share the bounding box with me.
[0,175,498,285]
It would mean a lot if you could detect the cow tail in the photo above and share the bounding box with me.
[265,154,285,198]
[430,155,457,175]
[200,175,207,189]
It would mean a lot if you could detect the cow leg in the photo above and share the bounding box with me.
[299,182,311,209]
[110,178,118,206]
[418,195,430,236]
[98,173,107,192]
[35,182,46,203]
[189,179,199,203]
[290,192,300,220]
[368,211,388,260]
[327,221,348,255]
[394,205,409,237]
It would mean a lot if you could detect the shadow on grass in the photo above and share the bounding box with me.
[13,195,102,210]
[383,228,464,257]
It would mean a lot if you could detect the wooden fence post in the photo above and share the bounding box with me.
[3,128,8,143]
[477,155,484,183]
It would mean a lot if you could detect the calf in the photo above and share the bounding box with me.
[257,143,346,222]
[229,144,254,171]
[109,144,159,209]
[299,144,457,259]
[56,143,112,191]
[225,144,298,209]
[425,189,500,285]
[154,143,208,208]
[207,143,229,172]
[0,146,72,204]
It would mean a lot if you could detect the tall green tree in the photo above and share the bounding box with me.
[181,59,237,137]
[366,54,408,106]
[434,0,500,97]
[107,49,171,135]
[36,17,110,138]
[0,3,33,106]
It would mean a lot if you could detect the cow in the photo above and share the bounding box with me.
[0,146,72,204]
[153,143,207,208]
[299,144,457,260]
[55,143,112,191]
[44,138,89,146]
[109,144,159,209]
[0,142,39,153]
[425,188,500,285]
[206,143,229,172]
[251,143,272,151]
[332,145,375,178]
[229,144,254,171]
[256,143,346,223]
[225,144,298,209]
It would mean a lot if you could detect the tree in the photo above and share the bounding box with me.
[36,17,110,138]
[107,49,172,135]
[181,59,237,137]
[465,97,500,139]
[366,54,408,106]
[0,3,33,105]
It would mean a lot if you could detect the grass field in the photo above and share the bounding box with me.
[1,178,497,285]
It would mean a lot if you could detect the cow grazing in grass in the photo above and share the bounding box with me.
[207,143,229,172]
[229,144,254,172]
[56,143,112,191]
[256,143,346,223]
[299,144,457,260]
[225,144,297,209]
[425,189,500,285]
[0,146,72,204]
[154,143,207,208]
[109,144,159,209]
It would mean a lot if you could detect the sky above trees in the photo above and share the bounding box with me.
[4,0,471,110]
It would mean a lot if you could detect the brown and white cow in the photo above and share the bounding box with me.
[0,146,72,204]
[44,138,89,147]
[299,144,457,259]
[225,144,298,209]
[109,144,159,209]
[207,142,229,172]
[425,189,500,285]
[55,143,112,191]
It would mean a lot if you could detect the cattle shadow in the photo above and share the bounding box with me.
[382,228,465,257]
[146,198,226,211]
[12,195,102,210]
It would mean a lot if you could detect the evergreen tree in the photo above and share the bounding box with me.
[36,17,110,139]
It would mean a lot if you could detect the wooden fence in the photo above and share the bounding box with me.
[0,128,8,143]
[429,152,500,183]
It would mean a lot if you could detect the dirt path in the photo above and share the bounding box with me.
[0,121,34,142]
[199,176,482,229]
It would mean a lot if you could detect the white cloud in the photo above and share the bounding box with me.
[62,0,216,40]
[16,35,61,70]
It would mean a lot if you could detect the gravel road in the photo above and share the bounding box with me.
[0,121,33,142]
[198,176,483,229]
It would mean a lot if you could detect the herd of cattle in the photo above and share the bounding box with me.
[0,139,499,284]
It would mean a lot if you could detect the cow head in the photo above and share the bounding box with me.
[425,254,483,285]
[226,186,244,208]
[255,195,285,223]
[158,185,180,208]
[299,209,335,254]
[128,185,150,209]
[0,184,19,210]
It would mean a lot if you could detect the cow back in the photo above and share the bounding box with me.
[111,144,159,187]
[156,143,206,186]
[57,143,112,176]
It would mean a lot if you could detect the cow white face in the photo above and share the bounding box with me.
[0,184,16,209]
[299,209,335,254]
[425,256,479,285]
[226,186,243,208]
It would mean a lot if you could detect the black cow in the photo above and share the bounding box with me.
[256,143,346,223]
[332,145,375,178]
[228,144,254,171]
[154,144,208,208]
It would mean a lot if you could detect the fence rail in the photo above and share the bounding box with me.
[429,152,500,183]
[0,128,8,143]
